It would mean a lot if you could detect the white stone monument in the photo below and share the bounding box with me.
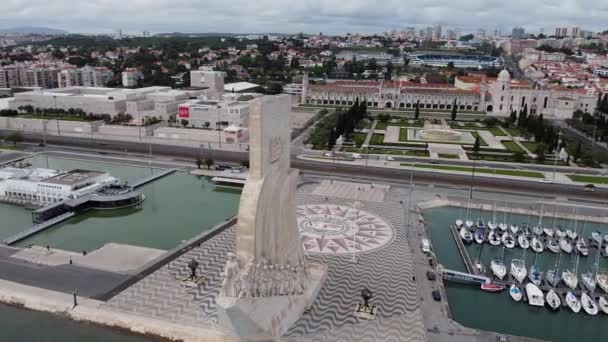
[217,94,327,341]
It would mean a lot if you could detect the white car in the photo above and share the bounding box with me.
[323,152,334,157]
[352,153,363,159]
[386,156,395,161]
[540,178,553,184]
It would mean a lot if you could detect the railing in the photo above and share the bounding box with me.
[131,169,177,188]
[4,212,75,245]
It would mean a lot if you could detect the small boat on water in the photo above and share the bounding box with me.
[474,228,485,244]
[546,289,561,311]
[566,291,582,313]
[546,269,561,287]
[582,272,597,293]
[592,231,603,244]
[488,231,501,246]
[517,235,529,249]
[502,233,516,249]
[509,284,522,302]
[532,226,543,236]
[481,282,505,292]
[556,228,566,238]
[525,283,545,307]
[487,221,498,230]
[566,229,577,240]
[563,270,579,290]
[528,264,542,286]
[510,225,520,235]
[491,258,507,280]
[604,234,608,244]
[544,227,554,237]
[460,227,473,244]
[499,222,508,232]
[581,292,599,316]
[560,238,572,254]
[465,219,475,230]
[597,272,608,293]
[511,259,527,283]
[576,239,589,256]
[547,238,560,254]
[455,219,464,228]
[599,296,608,315]
[531,237,544,253]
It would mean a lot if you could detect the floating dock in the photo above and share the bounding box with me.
[131,169,177,188]
[3,212,75,245]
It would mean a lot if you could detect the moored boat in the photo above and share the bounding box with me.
[528,264,542,286]
[510,259,527,283]
[546,269,561,287]
[592,231,603,244]
[531,237,544,253]
[546,289,561,311]
[498,222,507,231]
[566,291,582,313]
[532,226,543,236]
[566,229,577,240]
[582,272,597,293]
[547,238,560,254]
[581,292,599,316]
[599,296,608,315]
[560,238,572,254]
[510,225,520,235]
[544,227,554,237]
[480,282,505,292]
[465,219,475,230]
[474,227,485,244]
[563,269,579,290]
[576,239,589,256]
[517,234,529,249]
[525,283,545,307]
[509,284,522,302]
[597,272,608,294]
[556,228,566,238]
[502,233,515,249]
[491,258,507,280]
[455,219,464,228]
[460,227,473,244]
[488,231,501,246]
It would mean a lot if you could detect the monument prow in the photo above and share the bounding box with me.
[217,94,327,340]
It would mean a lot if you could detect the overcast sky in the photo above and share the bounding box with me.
[1,0,607,35]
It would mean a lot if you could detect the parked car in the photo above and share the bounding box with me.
[351,153,363,159]
[215,164,232,171]
[386,156,395,161]
[323,152,334,158]
[421,239,431,253]
[432,290,442,302]
[426,271,436,281]
[584,184,596,192]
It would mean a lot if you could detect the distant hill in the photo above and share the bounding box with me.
[0,26,68,35]
[154,32,291,38]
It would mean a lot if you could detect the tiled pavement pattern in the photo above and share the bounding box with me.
[104,183,425,341]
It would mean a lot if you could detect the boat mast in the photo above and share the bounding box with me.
[538,202,545,226]
[492,202,496,223]
[574,210,581,276]
[502,202,507,224]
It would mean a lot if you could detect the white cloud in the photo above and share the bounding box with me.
[0,0,606,34]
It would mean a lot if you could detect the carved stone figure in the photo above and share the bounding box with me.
[221,253,240,297]
[238,258,255,298]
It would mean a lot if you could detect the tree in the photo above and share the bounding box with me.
[451,99,458,121]
[195,156,203,169]
[514,151,525,163]
[384,61,393,80]
[415,100,420,120]
[377,113,391,123]
[368,58,377,71]
[447,61,455,70]
[181,119,189,127]
[266,82,283,94]
[535,144,546,163]
[327,128,337,150]
[509,110,517,124]
[6,132,23,146]
[534,114,545,142]
[240,160,250,168]
[572,140,582,162]
[472,135,481,154]
[204,158,215,170]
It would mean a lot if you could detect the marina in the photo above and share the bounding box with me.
[426,205,608,342]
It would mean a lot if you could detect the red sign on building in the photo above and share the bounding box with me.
[178,106,190,118]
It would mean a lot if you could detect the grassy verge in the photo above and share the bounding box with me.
[376,120,424,130]
[505,128,523,137]
[487,127,507,136]
[352,132,367,146]
[567,174,608,184]
[400,163,544,178]
[438,153,459,159]
[0,144,24,151]
[399,128,408,141]
[502,141,524,153]
[20,114,91,122]
[522,141,539,152]
[370,134,385,145]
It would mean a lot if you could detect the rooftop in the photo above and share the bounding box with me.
[43,169,106,185]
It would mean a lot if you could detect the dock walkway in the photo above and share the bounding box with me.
[131,169,177,188]
[3,212,75,245]
[450,225,476,274]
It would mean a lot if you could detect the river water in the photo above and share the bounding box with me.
[425,206,608,342]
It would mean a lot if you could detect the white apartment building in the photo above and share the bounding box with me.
[176,92,262,129]
[122,68,144,87]
[58,66,113,88]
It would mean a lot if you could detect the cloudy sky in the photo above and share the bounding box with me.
[1,0,607,35]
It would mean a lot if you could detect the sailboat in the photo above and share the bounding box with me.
[547,236,563,288]
[563,210,581,290]
[528,252,542,286]
[544,227,555,237]
[491,244,507,280]
[487,203,498,230]
[517,234,529,249]
[474,219,485,244]
[546,289,561,311]
[567,229,578,240]
[532,202,545,236]
[555,227,566,238]
[509,284,523,302]
[531,236,544,253]
[576,239,589,256]
[498,205,508,231]
[488,230,501,246]
[455,206,464,228]
[592,231,603,244]
[511,259,527,283]
[581,292,599,316]
[599,296,608,315]
[546,238,560,253]
[583,241,602,293]
[510,224,521,235]
[525,283,545,307]
[502,233,515,249]
[566,291,582,313]
[597,272,608,294]
[460,227,473,244]
[604,234,608,244]
[464,197,474,229]
[560,238,572,254]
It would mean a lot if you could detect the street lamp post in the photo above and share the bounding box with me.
[552,130,563,182]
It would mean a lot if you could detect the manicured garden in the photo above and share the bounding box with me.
[567,174,608,184]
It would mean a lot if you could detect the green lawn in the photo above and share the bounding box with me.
[505,128,523,137]
[522,141,539,152]
[399,128,408,141]
[487,127,507,136]
[400,163,544,178]
[352,132,367,146]
[567,174,608,184]
[364,148,429,157]
[376,120,424,130]
[20,114,91,122]
[370,134,385,145]
[502,141,524,153]
[0,144,24,151]
[438,153,459,159]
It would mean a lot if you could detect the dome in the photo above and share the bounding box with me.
[497,69,511,82]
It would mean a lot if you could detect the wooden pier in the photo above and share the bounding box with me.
[131,169,177,188]
[450,225,477,274]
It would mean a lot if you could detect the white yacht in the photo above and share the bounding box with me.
[546,238,560,254]
[455,219,464,228]
[517,234,529,249]
[546,289,561,311]
[563,270,579,290]
[509,284,523,302]
[510,259,527,283]
[528,264,542,286]
[566,229,577,240]
[491,258,507,280]
[502,233,516,249]
[460,227,473,244]
[525,283,545,307]
[488,231,501,246]
[581,292,599,316]
[465,219,475,230]
[543,227,554,237]
[555,228,566,238]
[559,238,572,254]
[592,231,603,244]
[566,291,582,313]
[532,226,543,236]
[599,296,608,315]
[487,221,498,230]
[576,239,589,256]
[597,272,608,294]
[546,269,561,287]
[531,237,544,253]
[582,272,597,293]
[510,225,520,235]
[498,222,507,231]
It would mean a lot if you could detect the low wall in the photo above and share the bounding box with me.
[0,117,95,134]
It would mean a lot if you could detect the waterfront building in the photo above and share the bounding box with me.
[0,167,118,204]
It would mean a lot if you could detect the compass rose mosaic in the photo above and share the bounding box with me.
[296,204,394,255]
